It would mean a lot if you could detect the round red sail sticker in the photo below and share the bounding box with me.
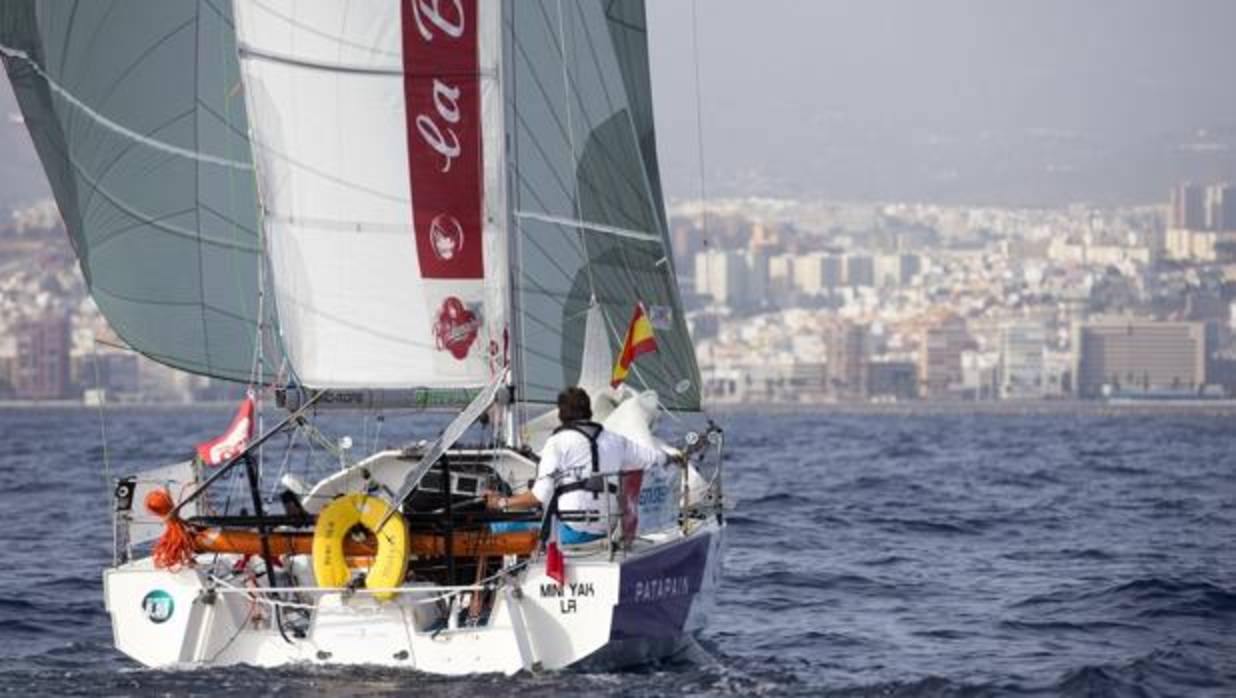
[433,297,480,360]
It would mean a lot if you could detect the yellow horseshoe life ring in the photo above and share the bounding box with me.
[312,494,409,601]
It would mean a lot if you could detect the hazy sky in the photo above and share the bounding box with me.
[5,1,1236,208]
[648,0,1236,205]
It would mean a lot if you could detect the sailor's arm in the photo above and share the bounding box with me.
[621,435,679,471]
[485,440,559,511]
[485,489,539,511]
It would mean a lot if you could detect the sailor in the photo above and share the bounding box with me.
[485,386,671,544]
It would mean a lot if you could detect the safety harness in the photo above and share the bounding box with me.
[539,421,616,541]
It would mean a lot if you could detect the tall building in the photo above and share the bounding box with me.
[1205,183,1236,231]
[873,253,921,288]
[999,321,1046,399]
[1072,319,1206,397]
[13,312,72,400]
[767,253,796,301]
[843,254,875,288]
[919,314,968,399]
[744,247,769,306]
[1169,183,1207,230]
[826,320,870,400]
[693,249,748,308]
[793,253,842,295]
[867,361,918,400]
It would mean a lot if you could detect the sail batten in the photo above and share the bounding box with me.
[514,210,660,243]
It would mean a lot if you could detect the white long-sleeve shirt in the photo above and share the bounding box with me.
[531,426,667,535]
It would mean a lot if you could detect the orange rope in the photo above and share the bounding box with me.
[147,488,196,570]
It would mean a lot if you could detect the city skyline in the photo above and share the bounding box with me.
[4,180,1235,406]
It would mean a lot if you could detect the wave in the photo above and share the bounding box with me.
[998,618,1145,634]
[1010,577,1236,621]
[1053,646,1228,697]
[866,516,988,536]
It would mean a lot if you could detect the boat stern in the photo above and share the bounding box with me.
[103,561,243,667]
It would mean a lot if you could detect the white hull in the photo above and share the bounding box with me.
[105,521,724,675]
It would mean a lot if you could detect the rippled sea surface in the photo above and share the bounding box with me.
[1,407,1234,697]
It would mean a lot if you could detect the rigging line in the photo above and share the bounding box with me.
[555,0,599,305]
[528,9,682,358]
[531,8,698,393]
[505,16,653,235]
[506,19,647,232]
[571,9,664,219]
[508,2,531,431]
[194,0,215,379]
[690,0,710,248]
[538,3,665,232]
[216,54,263,353]
[0,45,251,171]
[90,338,113,506]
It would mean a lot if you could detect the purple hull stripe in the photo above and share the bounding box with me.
[610,533,711,641]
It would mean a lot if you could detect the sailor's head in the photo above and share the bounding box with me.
[557,386,592,423]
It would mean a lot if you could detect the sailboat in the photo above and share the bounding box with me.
[2,0,725,674]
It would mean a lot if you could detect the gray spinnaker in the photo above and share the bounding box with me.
[505,0,701,411]
[0,1,280,383]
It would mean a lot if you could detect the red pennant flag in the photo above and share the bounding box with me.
[196,394,255,466]
[619,471,644,544]
[546,540,565,586]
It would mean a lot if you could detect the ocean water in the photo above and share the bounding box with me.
[0,407,1233,697]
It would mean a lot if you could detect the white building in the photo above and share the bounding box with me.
[694,249,748,307]
[792,253,843,296]
[873,253,922,288]
[999,321,1046,399]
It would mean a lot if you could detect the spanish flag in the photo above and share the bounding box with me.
[611,303,658,387]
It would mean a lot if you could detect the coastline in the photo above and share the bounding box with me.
[4,398,1236,416]
[707,399,1236,416]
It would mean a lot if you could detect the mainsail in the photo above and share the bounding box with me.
[0,1,280,382]
[505,1,701,411]
[232,1,506,390]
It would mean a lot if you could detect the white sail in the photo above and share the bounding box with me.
[233,1,505,389]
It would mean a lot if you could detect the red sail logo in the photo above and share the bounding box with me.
[433,297,480,359]
[402,0,483,280]
[429,214,464,261]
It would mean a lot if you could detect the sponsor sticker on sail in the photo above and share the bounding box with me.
[647,304,673,330]
[402,0,484,281]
